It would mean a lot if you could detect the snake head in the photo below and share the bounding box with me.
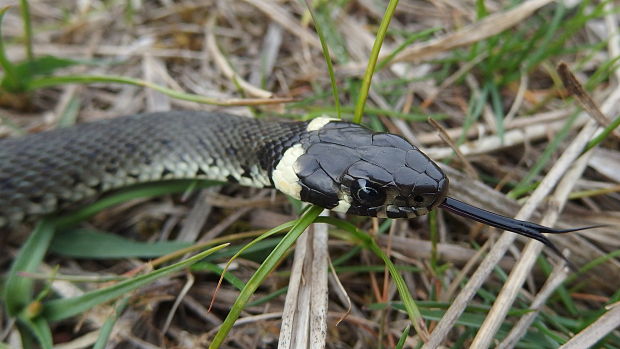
[276,119,449,218]
[339,144,449,218]
[337,131,449,218]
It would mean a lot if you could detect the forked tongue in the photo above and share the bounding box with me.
[438,197,602,268]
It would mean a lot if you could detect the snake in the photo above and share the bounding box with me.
[0,111,592,258]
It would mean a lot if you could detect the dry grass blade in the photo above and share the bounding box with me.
[341,0,555,74]
[558,302,620,349]
[278,215,329,348]
[142,55,172,112]
[426,87,618,348]
[205,16,273,99]
[416,109,572,145]
[390,0,554,62]
[241,0,321,49]
[424,116,589,159]
[499,251,571,346]
[468,61,620,346]
[470,126,597,348]
[428,118,478,179]
[558,62,618,137]
[497,261,570,349]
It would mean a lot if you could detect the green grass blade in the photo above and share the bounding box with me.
[247,286,289,307]
[395,324,410,349]
[207,220,297,301]
[353,0,399,124]
[52,180,220,228]
[49,229,193,258]
[488,81,505,142]
[456,84,488,147]
[13,55,84,81]
[94,297,130,349]
[377,27,440,70]
[522,2,565,72]
[41,243,229,322]
[26,74,287,106]
[0,6,20,91]
[304,0,341,118]
[582,114,620,154]
[19,0,33,61]
[198,263,246,291]
[193,237,285,265]
[209,205,323,348]
[507,112,578,198]
[353,229,427,338]
[4,220,56,315]
[316,216,426,337]
[429,209,439,271]
[18,317,53,349]
[215,221,295,263]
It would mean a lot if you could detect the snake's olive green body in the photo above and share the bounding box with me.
[0,111,308,227]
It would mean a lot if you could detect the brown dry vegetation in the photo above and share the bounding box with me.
[1,0,619,348]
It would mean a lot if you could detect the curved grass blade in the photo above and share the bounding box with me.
[315,216,428,339]
[94,297,130,349]
[396,324,411,349]
[343,222,428,339]
[50,229,193,258]
[27,75,292,106]
[41,243,229,322]
[18,317,53,349]
[52,180,220,228]
[209,205,323,348]
[4,220,56,316]
[583,115,620,154]
[208,220,297,310]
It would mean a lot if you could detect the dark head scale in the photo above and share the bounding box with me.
[290,118,598,262]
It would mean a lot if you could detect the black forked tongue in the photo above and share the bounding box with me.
[438,197,601,267]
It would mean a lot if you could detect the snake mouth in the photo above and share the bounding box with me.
[382,205,429,218]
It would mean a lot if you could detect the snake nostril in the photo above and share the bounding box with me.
[413,195,425,204]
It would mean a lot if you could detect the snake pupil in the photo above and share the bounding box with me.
[357,187,377,201]
[353,179,385,207]
[413,195,425,204]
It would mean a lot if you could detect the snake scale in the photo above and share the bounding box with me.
[0,110,593,258]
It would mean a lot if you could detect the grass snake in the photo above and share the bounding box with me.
[0,111,595,259]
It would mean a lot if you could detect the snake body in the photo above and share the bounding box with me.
[0,110,593,260]
[0,111,447,227]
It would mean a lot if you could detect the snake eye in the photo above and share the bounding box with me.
[352,179,386,207]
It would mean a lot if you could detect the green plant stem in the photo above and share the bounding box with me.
[353,0,399,124]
